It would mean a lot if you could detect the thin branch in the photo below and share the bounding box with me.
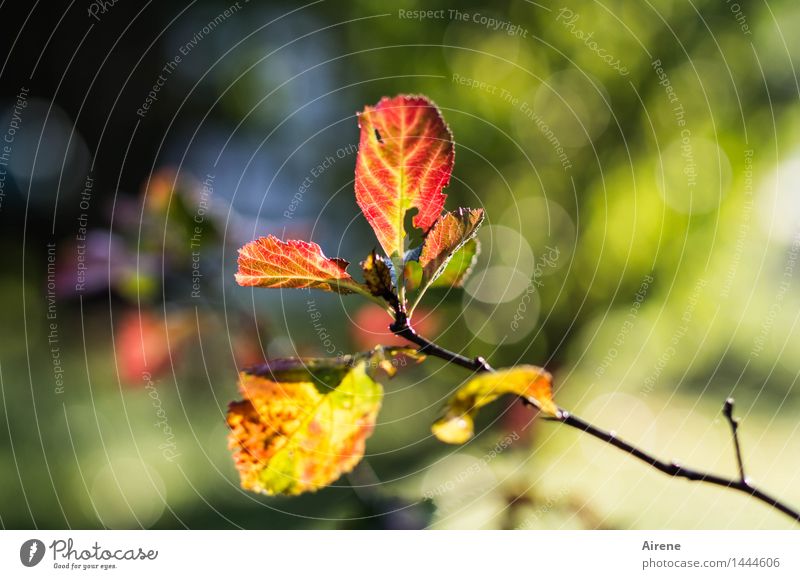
[390,311,493,373]
[723,398,747,483]
[390,315,800,524]
[556,410,800,522]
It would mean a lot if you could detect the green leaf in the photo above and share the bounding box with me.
[428,237,480,288]
[404,238,480,294]
[432,366,559,444]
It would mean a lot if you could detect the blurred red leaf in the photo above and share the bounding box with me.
[116,310,193,383]
[351,303,440,350]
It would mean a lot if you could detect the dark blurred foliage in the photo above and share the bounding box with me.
[1,0,800,529]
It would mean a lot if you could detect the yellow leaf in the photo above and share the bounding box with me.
[227,358,382,495]
[432,366,559,444]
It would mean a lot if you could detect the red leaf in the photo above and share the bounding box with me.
[354,95,454,257]
[419,208,484,286]
[235,235,366,294]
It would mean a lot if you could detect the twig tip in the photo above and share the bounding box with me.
[723,397,735,418]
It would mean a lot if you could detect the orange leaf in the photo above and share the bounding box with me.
[354,95,454,258]
[235,235,366,295]
[419,208,484,287]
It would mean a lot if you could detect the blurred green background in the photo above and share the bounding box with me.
[1,0,799,529]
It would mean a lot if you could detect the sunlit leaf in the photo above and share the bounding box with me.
[227,357,383,496]
[432,238,480,287]
[235,235,367,295]
[354,95,454,258]
[404,238,480,291]
[432,366,559,444]
[419,208,484,287]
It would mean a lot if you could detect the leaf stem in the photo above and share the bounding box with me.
[406,291,424,319]
[388,313,800,524]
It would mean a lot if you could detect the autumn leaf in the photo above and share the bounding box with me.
[360,250,394,298]
[419,208,484,287]
[354,95,454,258]
[227,357,383,495]
[432,366,559,444]
[235,235,368,295]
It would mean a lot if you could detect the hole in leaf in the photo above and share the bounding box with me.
[374,128,383,144]
[403,208,424,248]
